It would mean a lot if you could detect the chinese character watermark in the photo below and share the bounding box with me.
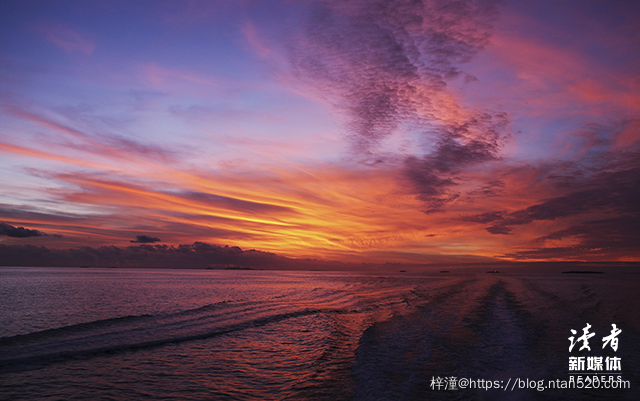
[568,323,595,352]
[602,324,621,351]
[568,324,622,373]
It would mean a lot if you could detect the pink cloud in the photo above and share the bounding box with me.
[242,21,270,58]
[477,11,640,119]
[138,63,220,92]
[34,22,96,55]
[6,107,177,164]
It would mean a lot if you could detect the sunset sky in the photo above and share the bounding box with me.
[1,0,639,265]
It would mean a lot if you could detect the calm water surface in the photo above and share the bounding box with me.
[1,267,639,400]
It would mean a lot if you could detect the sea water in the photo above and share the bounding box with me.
[1,267,638,400]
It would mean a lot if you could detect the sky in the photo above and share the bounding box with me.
[1,0,639,266]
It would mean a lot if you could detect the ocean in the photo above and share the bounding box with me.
[0,266,638,400]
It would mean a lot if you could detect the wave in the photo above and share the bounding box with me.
[0,308,336,374]
[0,283,403,374]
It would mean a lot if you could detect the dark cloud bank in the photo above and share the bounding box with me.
[0,242,352,270]
[0,223,60,238]
[1,242,636,272]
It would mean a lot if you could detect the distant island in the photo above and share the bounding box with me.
[207,265,255,270]
[562,271,604,274]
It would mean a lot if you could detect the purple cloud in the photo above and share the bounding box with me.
[402,113,506,211]
[290,0,499,143]
[503,216,640,260]
[34,21,96,55]
[284,0,507,211]
[462,137,640,257]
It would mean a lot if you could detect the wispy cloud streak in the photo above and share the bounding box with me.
[33,21,96,55]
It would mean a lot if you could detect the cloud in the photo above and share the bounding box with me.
[280,0,507,211]
[288,0,499,144]
[467,180,506,199]
[34,22,96,55]
[503,216,640,261]
[130,235,162,243]
[178,190,295,215]
[0,241,506,269]
[0,222,60,238]
[470,163,640,234]
[0,242,348,270]
[0,202,259,248]
[460,137,640,259]
[402,113,506,211]
[242,20,271,58]
[6,107,178,164]
[485,224,512,235]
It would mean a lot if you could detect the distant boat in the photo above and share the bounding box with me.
[399,270,407,273]
[486,270,500,273]
[440,270,450,273]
